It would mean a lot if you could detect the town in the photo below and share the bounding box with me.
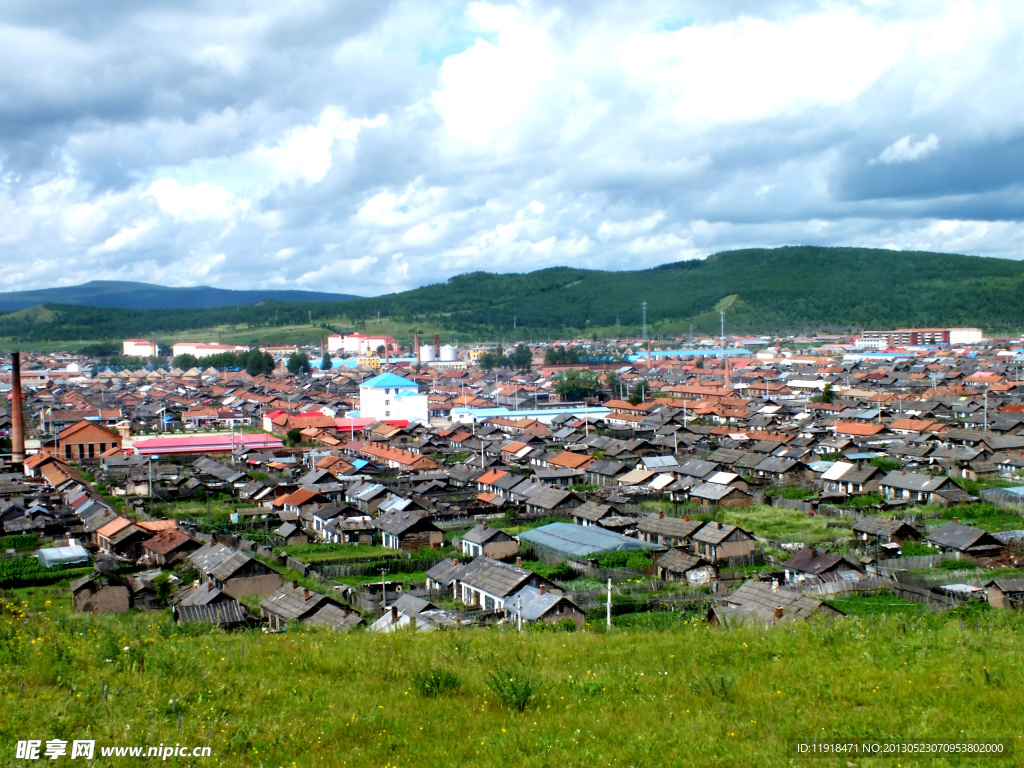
[4,323,1024,632]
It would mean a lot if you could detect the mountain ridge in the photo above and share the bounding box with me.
[0,280,361,311]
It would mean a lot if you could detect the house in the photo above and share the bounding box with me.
[570,501,620,528]
[70,572,132,613]
[690,522,757,564]
[522,487,583,517]
[261,581,364,632]
[369,594,469,632]
[50,420,123,463]
[782,546,865,585]
[358,372,428,422]
[141,528,200,566]
[460,523,519,559]
[273,521,309,547]
[449,556,555,612]
[687,482,754,508]
[637,513,704,547]
[850,516,920,550]
[924,522,1004,559]
[174,600,250,630]
[95,516,150,561]
[505,584,586,629]
[425,557,464,592]
[188,542,284,598]
[375,509,444,551]
[819,462,883,496]
[709,580,844,626]
[656,549,716,585]
[879,471,958,505]
[984,577,1024,609]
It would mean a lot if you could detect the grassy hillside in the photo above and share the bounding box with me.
[4,247,1024,348]
[1,588,1020,767]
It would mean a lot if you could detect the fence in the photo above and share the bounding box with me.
[312,556,449,581]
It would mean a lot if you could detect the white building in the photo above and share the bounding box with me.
[949,328,983,345]
[358,372,428,422]
[171,342,248,359]
[853,336,887,349]
[333,333,397,356]
[123,339,159,357]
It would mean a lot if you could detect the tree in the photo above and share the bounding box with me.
[628,381,647,405]
[261,351,276,375]
[286,428,303,445]
[287,352,310,375]
[173,353,199,370]
[321,351,333,371]
[245,349,263,376]
[811,382,837,403]
[478,350,504,373]
[553,369,600,401]
[509,344,532,372]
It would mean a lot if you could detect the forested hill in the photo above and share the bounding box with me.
[0,280,360,311]
[3,247,1024,345]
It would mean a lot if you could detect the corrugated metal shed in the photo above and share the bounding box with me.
[519,522,662,559]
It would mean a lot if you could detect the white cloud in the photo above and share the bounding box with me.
[141,179,246,221]
[874,133,940,164]
[3,1,1024,296]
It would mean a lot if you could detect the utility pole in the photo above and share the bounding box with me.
[606,578,612,630]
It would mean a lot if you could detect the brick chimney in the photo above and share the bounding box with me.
[716,521,722,529]
[391,605,398,622]
[482,522,488,530]
[303,588,311,600]
[775,607,784,619]
[659,511,664,519]
[953,517,958,524]
[539,584,547,596]
[292,580,299,589]
[808,548,816,559]
[684,515,690,522]
[516,557,522,567]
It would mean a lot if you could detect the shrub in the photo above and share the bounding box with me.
[412,666,462,697]
[485,659,541,712]
[900,541,932,558]
[689,671,737,699]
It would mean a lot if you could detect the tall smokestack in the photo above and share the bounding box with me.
[434,333,441,357]
[414,328,421,370]
[10,351,25,464]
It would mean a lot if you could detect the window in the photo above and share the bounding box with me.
[385,411,390,417]
[385,388,390,395]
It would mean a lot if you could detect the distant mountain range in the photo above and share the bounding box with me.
[0,280,360,311]
[2,247,1024,346]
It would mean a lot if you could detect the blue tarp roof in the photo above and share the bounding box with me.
[518,522,662,558]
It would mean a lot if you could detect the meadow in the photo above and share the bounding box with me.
[1,585,1022,767]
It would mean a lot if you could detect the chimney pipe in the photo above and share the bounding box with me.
[414,328,421,370]
[10,351,25,464]
[292,580,299,589]
[303,588,311,600]
[716,521,722,529]
[391,605,398,622]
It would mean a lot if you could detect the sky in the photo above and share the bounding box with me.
[2,0,1024,297]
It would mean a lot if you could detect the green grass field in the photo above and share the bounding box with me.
[2,585,1022,767]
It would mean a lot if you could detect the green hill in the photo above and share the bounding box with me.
[3,246,1024,347]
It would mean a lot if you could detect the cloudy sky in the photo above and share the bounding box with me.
[2,0,1023,296]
